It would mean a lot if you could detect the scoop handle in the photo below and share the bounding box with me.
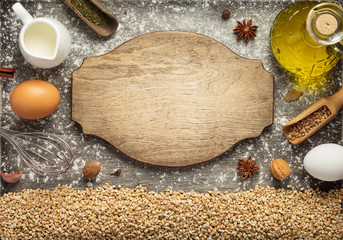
[326,87,343,111]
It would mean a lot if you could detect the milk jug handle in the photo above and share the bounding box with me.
[12,3,33,25]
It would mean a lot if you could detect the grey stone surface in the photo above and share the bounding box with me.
[0,0,342,196]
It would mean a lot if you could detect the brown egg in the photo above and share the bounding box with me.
[10,79,60,119]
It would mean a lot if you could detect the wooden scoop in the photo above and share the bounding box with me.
[65,0,118,37]
[283,88,343,145]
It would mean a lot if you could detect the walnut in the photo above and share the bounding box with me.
[270,158,291,180]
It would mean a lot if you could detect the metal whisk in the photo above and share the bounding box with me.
[0,128,74,175]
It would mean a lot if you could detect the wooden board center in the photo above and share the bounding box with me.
[72,31,274,167]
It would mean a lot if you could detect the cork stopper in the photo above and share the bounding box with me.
[315,13,338,35]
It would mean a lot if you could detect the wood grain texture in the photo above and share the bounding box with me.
[72,31,274,167]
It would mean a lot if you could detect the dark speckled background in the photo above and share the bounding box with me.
[0,0,342,195]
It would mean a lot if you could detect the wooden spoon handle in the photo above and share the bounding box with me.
[326,87,343,111]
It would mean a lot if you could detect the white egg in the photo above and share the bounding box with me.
[304,143,343,181]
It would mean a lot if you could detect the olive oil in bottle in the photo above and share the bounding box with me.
[270,1,343,87]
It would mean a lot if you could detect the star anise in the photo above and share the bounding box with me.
[236,156,260,179]
[233,19,258,43]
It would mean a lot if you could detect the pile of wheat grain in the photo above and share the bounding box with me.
[0,184,342,239]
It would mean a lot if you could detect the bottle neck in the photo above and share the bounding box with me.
[301,23,323,48]
[306,2,343,46]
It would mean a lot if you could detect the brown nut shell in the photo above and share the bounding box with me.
[83,161,101,179]
[270,158,291,180]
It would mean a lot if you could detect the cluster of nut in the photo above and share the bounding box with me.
[287,105,331,141]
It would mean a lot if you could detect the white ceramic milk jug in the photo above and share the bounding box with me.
[12,3,71,69]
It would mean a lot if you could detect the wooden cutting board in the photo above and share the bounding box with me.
[72,31,274,167]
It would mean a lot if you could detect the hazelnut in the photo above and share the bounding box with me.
[83,161,101,179]
[270,158,291,180]
[222,10,231,20]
